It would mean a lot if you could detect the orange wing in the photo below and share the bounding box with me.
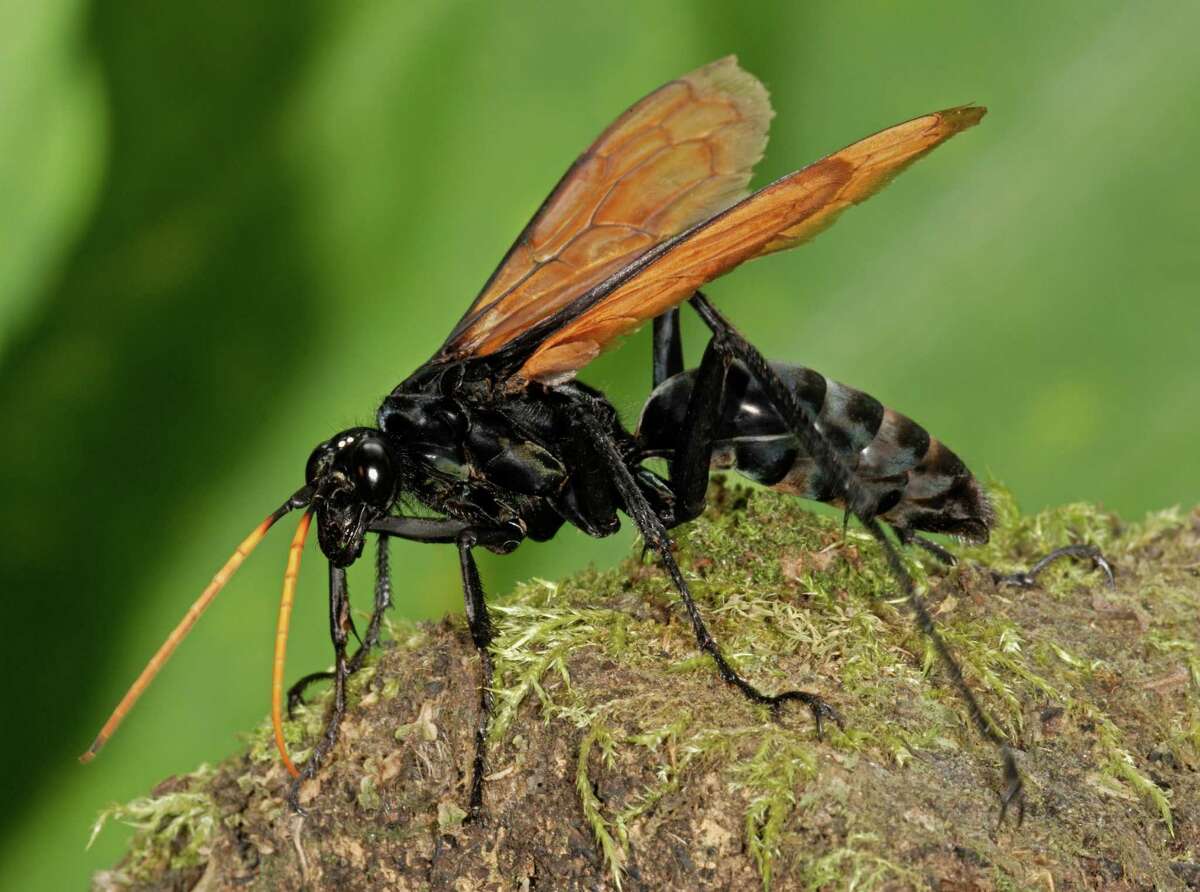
[516,106,986,384]
[438,56,773,360]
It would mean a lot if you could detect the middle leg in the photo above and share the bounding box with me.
[571,395,842,736]
[457,531,496,819]
[652,308,684,389]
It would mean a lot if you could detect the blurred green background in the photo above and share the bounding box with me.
[2,1,1197,888]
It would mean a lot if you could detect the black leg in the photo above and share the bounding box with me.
[286,670,333,718]
[892,516,1114,595]
[669,336,732,524]
[571,396,843,737]
[457,531,495,819]
[288,563,351,812]
[688,291,1024,824]
[893,526,958,567]
[652,308,684,389]
[352,534,393,668]
[287,534,395,717]
[898,526,1113,587]
[364,516,519,816]
[994,544,1115,589]
[279,516,521,813]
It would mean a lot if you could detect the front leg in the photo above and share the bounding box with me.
[366,515,521,816]
[288,563,351,812]
[350,535,393,669]
[288,534,393,717]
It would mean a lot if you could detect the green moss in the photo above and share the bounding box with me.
[94,483,1199,889]
[474,483,1191,886]
[355,776,381,812]
[577,721,625,886]
[795,833,920,890]
[735,732,819,887]
[88,765,217,881]
[436,800,466,830]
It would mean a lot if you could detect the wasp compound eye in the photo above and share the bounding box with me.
[352,437,394,505]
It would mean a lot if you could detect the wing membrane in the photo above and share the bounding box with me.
[439,56,773,360]
[516,106,986,384]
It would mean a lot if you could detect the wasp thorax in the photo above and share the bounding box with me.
[376,394,475,482]
[378,394,466,444]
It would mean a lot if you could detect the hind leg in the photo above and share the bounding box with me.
[687,292,1024,823]
[994,544,1115,589]
[893,526,959,566]
[891,524,1116,590]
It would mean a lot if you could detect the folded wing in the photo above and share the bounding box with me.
[516,106,986,384]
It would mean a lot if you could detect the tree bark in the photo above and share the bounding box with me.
[93,486,1200,891]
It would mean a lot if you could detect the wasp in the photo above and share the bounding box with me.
[82,57,1107,822]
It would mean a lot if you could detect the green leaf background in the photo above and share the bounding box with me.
[1,2,1196,887]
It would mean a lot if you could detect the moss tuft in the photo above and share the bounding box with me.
[88,765,217,883]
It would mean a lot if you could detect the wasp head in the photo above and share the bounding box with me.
[305,427,398,567]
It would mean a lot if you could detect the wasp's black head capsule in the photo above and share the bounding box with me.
[303,427,397,566]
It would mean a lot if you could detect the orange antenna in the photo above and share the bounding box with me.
[271,511,312,779]
[80,492,309,764]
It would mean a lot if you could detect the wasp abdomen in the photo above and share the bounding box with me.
[637,360,992,542]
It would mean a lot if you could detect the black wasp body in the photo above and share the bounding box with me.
[308,372,662,566]
[314,347,991,574]
[87,58,1106,823]
[293,293,998,813]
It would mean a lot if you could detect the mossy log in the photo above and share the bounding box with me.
[92,485,1200,890]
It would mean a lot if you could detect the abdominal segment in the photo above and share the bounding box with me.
[637,360,992,542]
